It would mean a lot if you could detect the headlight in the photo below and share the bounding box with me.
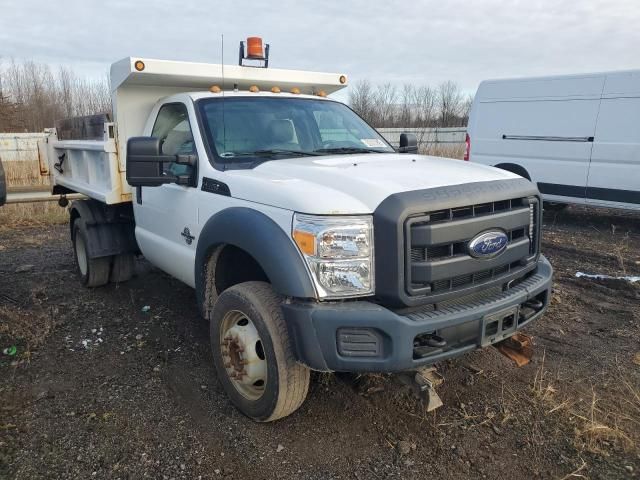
[292,214,374,299]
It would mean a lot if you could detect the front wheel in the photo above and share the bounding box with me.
[210,281,310,422]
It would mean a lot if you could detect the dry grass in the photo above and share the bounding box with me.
[420,143,465,160]
[2,160,66,226]
[532,352,638,455]
[4,159,49,188]
[0,203,68,228]
[0,289,55,358]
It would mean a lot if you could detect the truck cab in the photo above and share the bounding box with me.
[40,46,553,422]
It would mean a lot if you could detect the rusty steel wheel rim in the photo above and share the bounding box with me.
[219,310,267,401]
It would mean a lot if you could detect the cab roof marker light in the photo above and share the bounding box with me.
[209,85,222,93]
[134,60,145,71]
[290,87,301,94]
[271,86,281,93]
[249,85,259,93]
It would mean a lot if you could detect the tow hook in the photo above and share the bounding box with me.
[494,332,533,367]
[400,366,444,412]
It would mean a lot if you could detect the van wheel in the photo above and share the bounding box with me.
[110,254,135,283]
[543,201,567,212]
[210,281,310,422]
[72,221,111,288]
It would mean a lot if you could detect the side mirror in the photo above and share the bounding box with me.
[398,133,418,154]
[126,137,197,187]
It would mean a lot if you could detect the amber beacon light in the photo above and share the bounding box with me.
[246,37,264,59]
[239,37,270,68]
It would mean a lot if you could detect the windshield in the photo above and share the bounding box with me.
[197,97,394,165]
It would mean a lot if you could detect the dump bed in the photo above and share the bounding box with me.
[40,56,347,205]
[39,114,130,204]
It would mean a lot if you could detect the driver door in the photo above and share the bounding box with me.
[133,102,199,287]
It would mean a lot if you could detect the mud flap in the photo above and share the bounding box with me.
[494,332,533,367]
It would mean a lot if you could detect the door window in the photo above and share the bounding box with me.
[152,103,195,177]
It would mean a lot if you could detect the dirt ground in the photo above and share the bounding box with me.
[1,205,639,480]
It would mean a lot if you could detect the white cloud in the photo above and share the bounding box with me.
[1,0,639,98]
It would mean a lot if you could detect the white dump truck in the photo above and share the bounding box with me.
[39,39,552,421]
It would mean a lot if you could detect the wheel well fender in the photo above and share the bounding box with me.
[195,208,316,316]
[494,163,531,180]
[69,199,107,237]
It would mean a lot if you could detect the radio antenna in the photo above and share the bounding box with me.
[221,34,227,162]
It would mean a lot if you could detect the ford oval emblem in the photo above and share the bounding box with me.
[468,230,508,258]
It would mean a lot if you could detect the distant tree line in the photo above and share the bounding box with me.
[349,79,472,128]
[0,59,471,133]
[0,59,110,132]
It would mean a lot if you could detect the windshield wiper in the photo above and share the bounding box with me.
[221,149,320,159]
[313,147,386,154]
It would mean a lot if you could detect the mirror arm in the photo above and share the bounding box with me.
[175,154,198,166]
[175,175,192,186]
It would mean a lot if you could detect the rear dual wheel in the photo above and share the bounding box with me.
[210,281,310,422]
[72,221,134,287]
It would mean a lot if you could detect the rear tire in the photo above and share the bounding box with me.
[72,221,111,288]
[210,281,310,422]
[110,254,135,283]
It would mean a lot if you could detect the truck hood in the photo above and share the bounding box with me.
[227,153,521,214]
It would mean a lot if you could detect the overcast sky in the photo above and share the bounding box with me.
[1,0,639,102]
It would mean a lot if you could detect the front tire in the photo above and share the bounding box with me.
[210,281,310,422]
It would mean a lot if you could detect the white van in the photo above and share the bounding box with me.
[466,70,640,211]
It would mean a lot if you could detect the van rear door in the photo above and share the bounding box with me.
[471,75,604,205]
[586,72,640,210]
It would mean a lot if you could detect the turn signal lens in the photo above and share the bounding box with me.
[293,230,316,256]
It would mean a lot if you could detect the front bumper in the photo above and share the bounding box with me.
[283,255,553,372]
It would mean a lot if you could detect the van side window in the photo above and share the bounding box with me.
[152,103,195,176]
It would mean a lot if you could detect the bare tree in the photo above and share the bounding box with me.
[0,59,111,132]
[348,79,376,126]
[372,83,397,127]
[413,85,437,128]
[437,80,463,127]
[460,93,474,126]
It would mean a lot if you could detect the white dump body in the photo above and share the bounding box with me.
[40,56,348,205]
[39,122,130,204]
